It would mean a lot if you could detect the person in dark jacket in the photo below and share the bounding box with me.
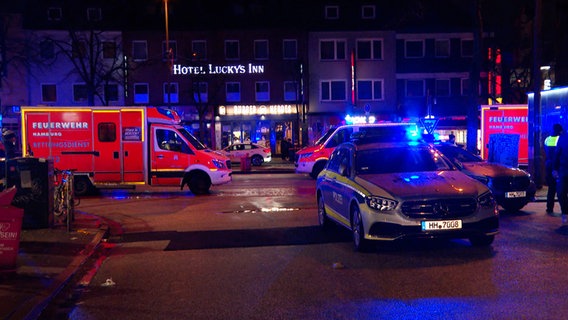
[544,124,562,214]
[553,129,568,225]
[1,129,19,159]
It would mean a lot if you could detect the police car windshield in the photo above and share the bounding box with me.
[178,127,207,150]
[356,146,452,174]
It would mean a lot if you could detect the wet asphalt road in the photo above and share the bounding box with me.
[44,174,568,320]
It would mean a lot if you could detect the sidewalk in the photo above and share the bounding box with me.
[231,157,296,174]
[0,212,108,320]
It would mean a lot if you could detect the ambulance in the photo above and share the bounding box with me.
[20,106,232,195]
[295,123,418,178]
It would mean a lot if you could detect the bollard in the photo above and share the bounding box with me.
[240,153,251,172]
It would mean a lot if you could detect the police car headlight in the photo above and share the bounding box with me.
[478,191,496,208]
[366,196,398,211]
[212,159,226,169]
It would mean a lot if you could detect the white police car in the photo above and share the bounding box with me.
[316,138,499,251]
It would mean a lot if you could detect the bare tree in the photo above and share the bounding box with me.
[36,29,124,106]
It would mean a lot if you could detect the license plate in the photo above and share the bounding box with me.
[421,220,462,231]
[505,191,526,198]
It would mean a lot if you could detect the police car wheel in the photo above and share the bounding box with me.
[351,206,372,252]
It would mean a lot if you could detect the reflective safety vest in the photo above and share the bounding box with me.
[545,135,560,147]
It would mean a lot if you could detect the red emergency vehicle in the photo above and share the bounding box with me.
[20,106,232,195]
[295,123,419,178]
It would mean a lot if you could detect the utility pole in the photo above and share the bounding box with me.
[529,0,543,185]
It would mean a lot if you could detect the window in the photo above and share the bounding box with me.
[320,40,346,60]
[254,40,269,60]
[87,8,101,21]
[325,5,339,19]
[283,39,297,60]
[357,79,383,100]
[73,84,88,102]
[102,41,116,59]
[40,40,54,59]
[41,84,57,102]
[132,41,148,61]
[321,80,346,101]
[405,40,424,58]
[255,81,270,101]
[47,7,62,21]
[406,80,425,97]
[461,78,471,96]
[162,41,177,61]
[98,123,116,142]
[357,39,383,60]
[284,81,298,101]
[163,82,179,104]
[156,129,189,153]
[226,82,241,102]
[193,82,208,103]
[435,79,450,96]
[72,40,87,58]
[361,5,376,19]
[134,83,149,104]
[225,40,239,60]
[192,40,207,60]
[104,84,119,102]
[435,39,450,57]
[461,39,474,57]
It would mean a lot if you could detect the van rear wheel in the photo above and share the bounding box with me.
[73,176,93,196]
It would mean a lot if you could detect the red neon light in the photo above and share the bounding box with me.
[351,51,355,105]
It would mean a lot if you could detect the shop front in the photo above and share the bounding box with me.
[216,104,300,157]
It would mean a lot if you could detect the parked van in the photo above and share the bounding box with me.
[295,123,418,178]
[20,106,232,195]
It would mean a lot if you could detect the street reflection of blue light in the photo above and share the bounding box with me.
[403,175,420,182]
[344,298,474,320]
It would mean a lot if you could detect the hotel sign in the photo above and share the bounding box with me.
[219,105,294,116]
[173,63,265,76]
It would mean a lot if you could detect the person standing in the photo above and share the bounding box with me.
[544,124,562,214]
[1,129,19,159]
[553,127,568,225]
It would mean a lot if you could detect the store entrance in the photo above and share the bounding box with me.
[275,121,294,160]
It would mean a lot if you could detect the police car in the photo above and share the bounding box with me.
[316,135,499,251]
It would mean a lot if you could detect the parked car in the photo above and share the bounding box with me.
[220,142,272,166]
[433,143,536,212]
[316,139,499,251]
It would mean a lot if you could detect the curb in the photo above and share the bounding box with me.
[13,222,109,320]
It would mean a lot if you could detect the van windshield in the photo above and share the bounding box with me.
[315,127,336,146]
[178,127,207,150]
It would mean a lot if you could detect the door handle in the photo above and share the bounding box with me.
[157,155,164,159]
[113,151,119,159]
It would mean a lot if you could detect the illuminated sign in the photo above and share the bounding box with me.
[219,105,294,116]
[480,105,528,164]
[173,63,265,76]
[345,115,376,124]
